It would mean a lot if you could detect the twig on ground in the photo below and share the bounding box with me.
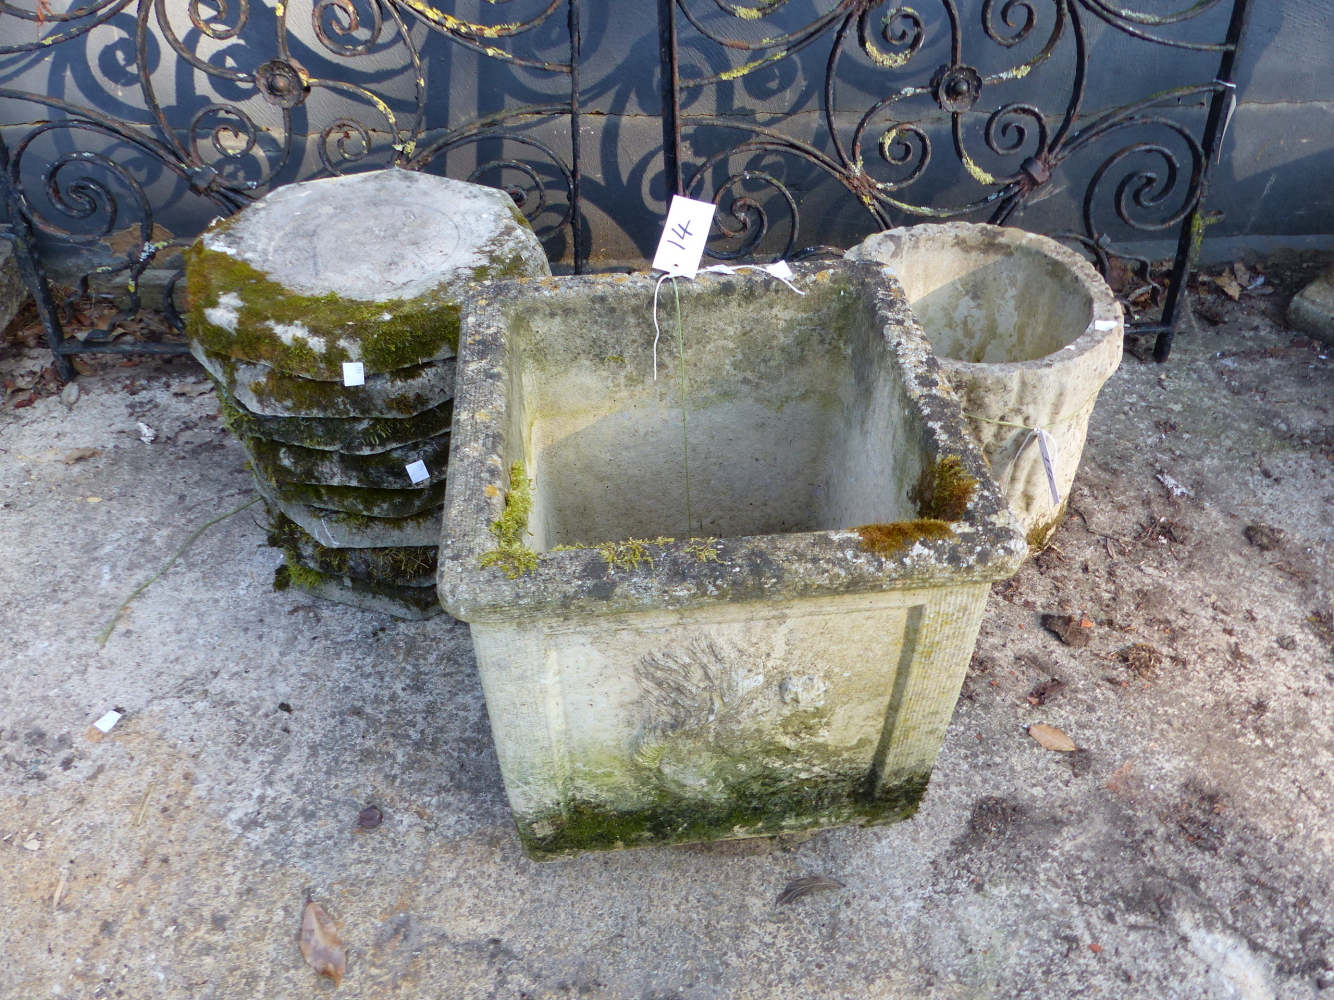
[96,494,260,647]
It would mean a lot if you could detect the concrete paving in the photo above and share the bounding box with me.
[2,270,1333,999]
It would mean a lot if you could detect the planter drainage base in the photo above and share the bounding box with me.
[440,264,1026,860]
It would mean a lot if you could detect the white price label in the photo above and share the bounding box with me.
[342,361,365,387]
[93,710,122,734]
[1036,429,1061,505]
[651,195,716,279]
[405,460,430,485]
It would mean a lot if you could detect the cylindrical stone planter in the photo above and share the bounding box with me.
[847,223,1122,549]
[438,263,1026,860]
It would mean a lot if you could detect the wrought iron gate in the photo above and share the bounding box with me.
[0,0,585,380]
[657,0,1250,360]
[2,0,1250,376]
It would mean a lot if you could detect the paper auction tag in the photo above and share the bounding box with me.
[405,460,430,485]
[93,710,122,734]
[652,195,716,279]
[342,362,365,387]
[1036,429,1061,505]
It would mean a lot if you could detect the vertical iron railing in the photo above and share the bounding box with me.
[0,0,586,381]
[656,0,1251,361]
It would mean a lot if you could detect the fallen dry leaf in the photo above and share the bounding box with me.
[63,448,101,465]
[1026,677,1066,707]
[1117,643,1162,678]
[102,223,174,257]
[72,358,97,377]
[170,381,214,397]
[1244,523,1284,551]
[299,898,346,986]
[1213,271,1242,301]
[1106,759,1137,796]
[1232,261,1252,286]
[1027,723,1077,752]
[1040,613,1092,648]
[777,875,845,905]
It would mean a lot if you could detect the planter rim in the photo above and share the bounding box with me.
[849,222,1123,379]
[438,262,1027,623]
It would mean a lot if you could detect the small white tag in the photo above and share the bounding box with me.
[652,195,716,279]
[765,260,795,281]
[93,710,122,734]
[1036,430,1061,505]
[1093,319,1117,332]
[405,460,430,484]
[342,361,365,387]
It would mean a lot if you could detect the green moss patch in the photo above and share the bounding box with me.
[267,480,445,518]
[912,454,977,522]
[479,461,539,579]
[1025,508,1066,552]
[268,512,437,586]
[186,242,462,379]
[276,554,442,616]
[598,537,675,572]
[243,432,450,489]
[855,519,956,556]
[218,390,453,455]
[518,770,929,861]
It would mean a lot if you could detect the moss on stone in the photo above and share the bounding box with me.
[217,389,454,455]
[267,512,437,586]
[186,242,462,379]
[598,537,675,572]
[855,519,956,556]
[277,552,442,615]
[1025,507,1066,552]
[683,539,721,563]
[517,770,930,861]
[266,480,445,518]
[242,432,450,489]
[479,461,539,579]
[912,454,977,521]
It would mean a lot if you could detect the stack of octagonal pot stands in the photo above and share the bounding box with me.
[185,168,550,618]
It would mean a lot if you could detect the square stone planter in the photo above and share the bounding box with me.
[438,263,1026,860]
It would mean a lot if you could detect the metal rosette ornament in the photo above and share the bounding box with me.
[184,168,551,618]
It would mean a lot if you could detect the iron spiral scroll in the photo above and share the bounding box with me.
[660,0,1251,359]
[0,0,585,380]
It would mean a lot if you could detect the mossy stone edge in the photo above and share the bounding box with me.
[517,772,930,862]
[191,342,457,419]
[218,385,454,455]
[269,512,438,588]
[242,432,450,490]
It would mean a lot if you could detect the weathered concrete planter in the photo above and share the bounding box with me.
[438,263,1026,860]
[847,223,1122,548]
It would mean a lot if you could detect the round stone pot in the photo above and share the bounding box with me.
[848,222,1122,549]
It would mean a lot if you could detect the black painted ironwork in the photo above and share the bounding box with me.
[657,0,1251,360]
[0,0,585,381]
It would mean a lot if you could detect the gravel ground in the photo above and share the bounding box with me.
[1,263,1332,1000]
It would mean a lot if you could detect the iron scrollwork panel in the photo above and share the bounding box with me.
[0,0,585,380]
[659,0,1251,360]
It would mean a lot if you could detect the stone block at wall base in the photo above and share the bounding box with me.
[1287,266,1334,345]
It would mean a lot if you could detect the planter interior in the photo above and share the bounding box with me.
[440,264,1025,860]
[872,225,1097,363]
[522,280,925,547]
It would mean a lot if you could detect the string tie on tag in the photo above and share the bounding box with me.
[962,381,1107,507]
